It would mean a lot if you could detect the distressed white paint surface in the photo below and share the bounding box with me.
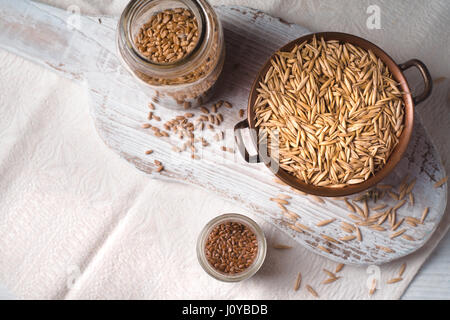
[0,0,446,265]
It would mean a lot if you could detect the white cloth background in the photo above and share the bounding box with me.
[0,0,449,299]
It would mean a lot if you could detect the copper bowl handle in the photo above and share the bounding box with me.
[398,59,433,105]
[234,119,261,163]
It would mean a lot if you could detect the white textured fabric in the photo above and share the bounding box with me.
[0,0,449,300]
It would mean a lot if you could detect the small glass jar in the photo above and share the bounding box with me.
[116,0,225,110]
[197,213,267,282]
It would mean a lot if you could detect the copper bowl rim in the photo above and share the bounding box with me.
[244,32,431,197]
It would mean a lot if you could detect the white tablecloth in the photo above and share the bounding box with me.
[0,0,449,299]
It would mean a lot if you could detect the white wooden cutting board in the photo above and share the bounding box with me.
[0,0,446,265]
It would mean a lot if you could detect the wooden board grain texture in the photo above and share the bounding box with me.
[0,0,446,265]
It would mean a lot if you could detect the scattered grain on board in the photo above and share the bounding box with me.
[377,245,395,253]
[306,285,319,298]
[420,207,429,223]
[386,277,403,284]
[389,228,406,239]
[270,198,289,205]
[369,279,377,296]
[355,226,362,241]
[339,235,356,241]
[398,263,407,277]
[402,234,415,241]
[335,263,344,273]
[316,218,336,227]
[273,244,292,249]
[294,272,302,291]
[322,277,340,284]
[224,101,233,109]
[317,245,331,254]
[433,176,448,188]
[321,234,339,243]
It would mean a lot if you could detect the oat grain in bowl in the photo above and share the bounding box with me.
[254,36,405,187]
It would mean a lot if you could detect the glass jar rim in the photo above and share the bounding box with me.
[119,0,208,70]
[197,213,267,282]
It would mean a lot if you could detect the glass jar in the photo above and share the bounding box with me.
[197,213,267,282]
[116,0,225,110]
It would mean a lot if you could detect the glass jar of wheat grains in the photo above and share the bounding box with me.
[117,0,225,110]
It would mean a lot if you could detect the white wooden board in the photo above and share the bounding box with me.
[0,0,446,265]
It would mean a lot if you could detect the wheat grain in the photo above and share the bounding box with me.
[348,213,362,221]
[273,244,292,249]
[339,235,356,241]
[353,202,365,219]
[434,176,448,188]
[134,8,199,64]
[306,285,319,298]
[355,226,362,241]
[288,224,304,233]
[369,279,377,296]
[223,101,233,109]
[335,263,344,273]
[295,222,312,232]
[200,106,209,114]
[390,228,406,239]
[323,269,337,278]
[372,204,387,211]
[405,216,421,226]
[402,234,415,241]
[316,218,336,227]
[344,199,356,213]
[294,272,302,291]
[270,198,290,205]
[322,277,340,284]
[286,210,300,220]
[388,191,399,201]
[387,277,403,284]
[391,218,404,231]
[317,245,331,254]
[321,234,339,243]
[408,193,414,206]
[377,245,395,253]
[398,263,407,277]
[420,207,429,223]
[369,225,386,231]
[393,199,406,211]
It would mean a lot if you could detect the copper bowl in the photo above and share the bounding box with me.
[234,32,432,197]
